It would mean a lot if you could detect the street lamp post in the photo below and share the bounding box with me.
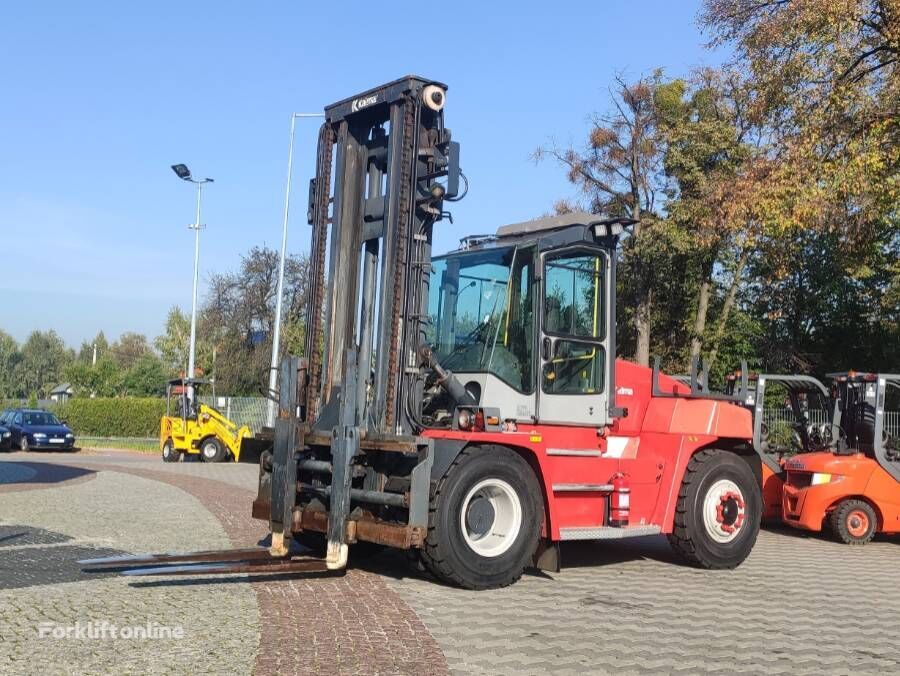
[171,164,214,385]
[266,113,325,428]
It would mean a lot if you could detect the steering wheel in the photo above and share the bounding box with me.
[442,321,491,364]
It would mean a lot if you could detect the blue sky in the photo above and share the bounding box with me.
[0,1,724,348]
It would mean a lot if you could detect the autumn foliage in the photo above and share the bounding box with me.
[538,0,898,376]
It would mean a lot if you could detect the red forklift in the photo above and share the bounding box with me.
[84,76,763,589]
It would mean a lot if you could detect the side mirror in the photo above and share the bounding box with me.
[541,337,552,361]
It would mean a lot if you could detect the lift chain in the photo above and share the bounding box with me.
[384,95,418,428]
[305,122,335,422]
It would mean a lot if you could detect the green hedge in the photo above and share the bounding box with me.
[54,398,166,437]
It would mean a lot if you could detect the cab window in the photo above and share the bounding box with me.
[543,252,605,339]
[542,249,607,395]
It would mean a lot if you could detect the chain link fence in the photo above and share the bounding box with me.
[763,408,900,444]
[198,396,269,434]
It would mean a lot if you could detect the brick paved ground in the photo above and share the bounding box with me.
[0,452,445,676]
[1,450,899,674]
[0,468,257,675]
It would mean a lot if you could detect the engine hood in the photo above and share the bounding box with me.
[784,451,876,476]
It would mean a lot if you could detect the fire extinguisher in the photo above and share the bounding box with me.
[609,473,630,527]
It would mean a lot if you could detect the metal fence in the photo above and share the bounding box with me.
[198,396,268,434]
[763,408,900,438]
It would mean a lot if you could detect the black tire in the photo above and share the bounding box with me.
[830,499,876,545]
[420,445,543,590]
[19,436,29,452]
[200,437,227,463]
[667,448,761,569]
[162,439,182,463]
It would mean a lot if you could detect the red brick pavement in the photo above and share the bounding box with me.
[3,458,449,675]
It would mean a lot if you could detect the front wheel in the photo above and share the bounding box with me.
[19,436,29,452]
[420,446,543,590]
[668,449,761,569]
[830,499,876,545]
[200,437,228,463]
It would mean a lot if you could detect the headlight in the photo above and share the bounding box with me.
[2,432,9,438]
[811,473,832,485]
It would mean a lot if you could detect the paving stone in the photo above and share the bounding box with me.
[3,451,900,674]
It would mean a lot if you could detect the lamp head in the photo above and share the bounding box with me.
[171,164,192,180]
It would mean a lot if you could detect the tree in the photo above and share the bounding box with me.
[0,331,21,399]
[16,330,73,398]
[201,247,310,394]
[109,332,152,367]
[64,356,124,397]
[77,331,108,363]
[155,307,192,376]
[122,355,169,396]
[701,0,899,231]
[535,74,667,365]
[654,69,772,368]
[700,0,900,374]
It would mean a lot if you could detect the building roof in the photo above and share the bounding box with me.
[49,383,72,395]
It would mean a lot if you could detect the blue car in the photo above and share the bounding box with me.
[1,408,76,451]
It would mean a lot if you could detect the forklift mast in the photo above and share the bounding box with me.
[304,76,459,436]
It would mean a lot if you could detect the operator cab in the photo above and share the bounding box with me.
[165,378,209,421]
[728,373,836,460]
[424,212,631,428]
[829,373,900,473]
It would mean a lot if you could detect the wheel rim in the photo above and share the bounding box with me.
[459,478,522,558]
[702,479,746,543]
[202,442,218,459]
[847,509,870,538]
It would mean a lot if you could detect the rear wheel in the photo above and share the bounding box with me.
[420,446,543,590]
[668,449,761,569]
[830,499,876,545]
[200,437,228,463]
[162,439,182,463]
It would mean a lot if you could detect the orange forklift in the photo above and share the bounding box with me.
[782,372,900,543]
[726,371,837,520]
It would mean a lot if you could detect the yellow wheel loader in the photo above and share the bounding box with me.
[160,378,257,463]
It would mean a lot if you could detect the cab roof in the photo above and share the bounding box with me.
[455,212,635,253]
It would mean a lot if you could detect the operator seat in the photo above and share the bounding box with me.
[855,402,877,457]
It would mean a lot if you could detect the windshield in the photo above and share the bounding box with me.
[23,411,61,426]
[428,246,535,392]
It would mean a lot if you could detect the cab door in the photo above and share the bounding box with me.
[538,247,611,426]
